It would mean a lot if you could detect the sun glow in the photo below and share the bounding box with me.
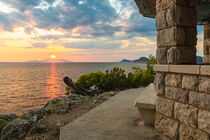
[50,54,56,59]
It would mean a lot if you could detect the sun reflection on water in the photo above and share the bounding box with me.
[45,63,62,100]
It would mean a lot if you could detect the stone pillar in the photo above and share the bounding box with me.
[203,19,210,64]
[155,0,197,64]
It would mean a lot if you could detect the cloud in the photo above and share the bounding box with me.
[0,0,156,38]
[63,40,122,50]
[0,0,203,62]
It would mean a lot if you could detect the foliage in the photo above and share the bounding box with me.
[65,55,156,93]
[75,71,106,89]
[65,85,70,91]
[65,86,70,95]
[50,125,60,136]
[140,55,156,86]
[102,67,128,90]
[0,119,9,133]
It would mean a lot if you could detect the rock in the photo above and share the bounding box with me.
[182,75,198,91]
[155,113,179,139]
[165,74,182,87]
[199,76,210,94]
[167,46,196,64]
[1,118,33,140]
[29,124,47,135]
[154,73,165,96]
[198,110,210,134]
[0,114,18,121]
[21,109,46,123]
[174,103,198,128]
[165,86,188,103]
[89,85,99,91]
[54,103,70,114]
[156,47,168,64]
[105,91,115,96]
[43,97,72,114]
[189,91,210,110]
[157,27,177,47]
[57,121,68,127]
[92,99,99,104]
[156,97,174,117]
[179,124,209,140]
[69,94,80,100]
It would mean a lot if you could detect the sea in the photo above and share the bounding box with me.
[0,62,146,115]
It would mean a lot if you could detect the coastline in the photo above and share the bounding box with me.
[0,91,119,140]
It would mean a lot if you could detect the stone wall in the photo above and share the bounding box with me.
[154,65,210,139]
[204,20,210,64]
[155,0,197,64]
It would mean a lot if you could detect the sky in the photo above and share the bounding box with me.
[0,0,204,62]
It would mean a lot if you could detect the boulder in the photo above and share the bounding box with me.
[89,85,99,91]
[1,118,33,140]
[57,120,68,127]
[43,97,73,114]
[0,114,18,121]
[21,109,46,123]
[29,124,47,135]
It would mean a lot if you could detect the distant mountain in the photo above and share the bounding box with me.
[196,56,203,63]
[26,59,71,63]
[134,57,149,63]
[120,57,149,63]
[121,59,134,63]
[27,60,40,63]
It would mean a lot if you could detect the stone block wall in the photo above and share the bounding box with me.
[155,0,197,64]
[204,20,210,64]
[154,65,210,139]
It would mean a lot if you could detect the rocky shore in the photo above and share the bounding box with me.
[0,91,118,140]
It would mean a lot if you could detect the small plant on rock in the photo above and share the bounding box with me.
[50,125,60,136]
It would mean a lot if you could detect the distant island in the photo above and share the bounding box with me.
[121,57,149,63]
[196,56,203,63]
[121,56,203,63]
[26,59,71,63]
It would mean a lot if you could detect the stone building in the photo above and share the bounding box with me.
[134,0,210,139]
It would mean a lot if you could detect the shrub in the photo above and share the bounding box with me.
[65,55,156,93]
[50,125,60,136]
[0,119,9,133]
[75,71,106,89]
[140,55,156,86]
[102,67,128,90]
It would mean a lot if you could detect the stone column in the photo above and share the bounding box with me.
[203,19,210,64]
[155,0,197,64]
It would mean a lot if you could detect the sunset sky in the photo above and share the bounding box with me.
[0,0,204,62]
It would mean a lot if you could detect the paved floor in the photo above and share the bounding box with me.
[60,88,169,140]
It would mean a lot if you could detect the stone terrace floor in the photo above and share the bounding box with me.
[60,87,169,140]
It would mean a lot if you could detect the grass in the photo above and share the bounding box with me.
[50,125,60,136]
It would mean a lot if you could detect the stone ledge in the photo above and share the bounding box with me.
[170,65,200,74]
[201,65,210,75]
[154,64,210,76]
[153,65,169,72]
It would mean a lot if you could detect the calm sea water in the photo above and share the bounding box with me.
[0,62,146,115]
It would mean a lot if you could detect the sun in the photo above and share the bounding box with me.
[50,54,56,59]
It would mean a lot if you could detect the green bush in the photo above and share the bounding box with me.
[75,71,106,89]
[140,55,156,86]
[65,55,156,93]
[50,125,60,136]
[0,119,9,133]
[102,67,128,90]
